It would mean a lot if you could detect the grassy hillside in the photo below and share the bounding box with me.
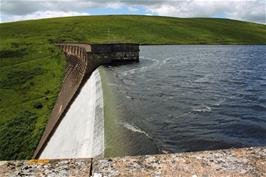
[0,15,265,160]
[1,15,265,44]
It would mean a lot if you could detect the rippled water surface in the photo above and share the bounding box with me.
[104,45,266,155]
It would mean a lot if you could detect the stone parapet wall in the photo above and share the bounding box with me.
[111,51,139,62]
[90,43,139,53]
[93,147,266,177]
[1,147,265,177]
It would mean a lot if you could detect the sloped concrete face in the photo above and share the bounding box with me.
[33,52,89,158]
[40,69,104,159]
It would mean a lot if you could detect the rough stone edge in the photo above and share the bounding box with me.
[92,147,266,177]
[1,147,265,177]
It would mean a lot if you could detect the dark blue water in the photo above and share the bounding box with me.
[105,45,266,154]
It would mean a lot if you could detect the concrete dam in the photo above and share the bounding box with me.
[33,43,139,159]
[2,44,266,177]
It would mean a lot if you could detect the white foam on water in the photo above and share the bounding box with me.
[162,57,172,64]
[193,105,212,112]
[122,57,159,76]
[213,98,226,106]
[122,122,152,139]
[40,69,104,159]
[195,75,210,83]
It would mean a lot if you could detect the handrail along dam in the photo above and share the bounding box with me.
[33,43,139,159]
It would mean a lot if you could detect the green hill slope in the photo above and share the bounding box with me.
[1,15,266,44]
[0,15,265,160]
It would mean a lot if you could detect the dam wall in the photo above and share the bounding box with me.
[33,43,139,158]
[39,69,104,159]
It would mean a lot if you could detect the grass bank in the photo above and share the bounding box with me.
[0,41,66,160]
[0,15,265,160]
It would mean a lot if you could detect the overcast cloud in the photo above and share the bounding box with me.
[0,0,265,23]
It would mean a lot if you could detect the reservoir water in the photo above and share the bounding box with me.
[104,45,266,156]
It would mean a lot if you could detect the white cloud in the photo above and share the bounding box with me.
[1,11,89,22]
[0,0,265,24]
[226,0,266,23]
[1,0,101,15]
[128,6,139,12]
[148,1,228,17]
[147,0,265,23]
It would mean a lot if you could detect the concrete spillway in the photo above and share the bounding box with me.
[40,69,104,159]
[34,43,139,158]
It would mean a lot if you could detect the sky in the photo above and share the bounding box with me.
[0,0,265,24]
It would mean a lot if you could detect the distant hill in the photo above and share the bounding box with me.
[0,15,265,160]
[1,15,265,44]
